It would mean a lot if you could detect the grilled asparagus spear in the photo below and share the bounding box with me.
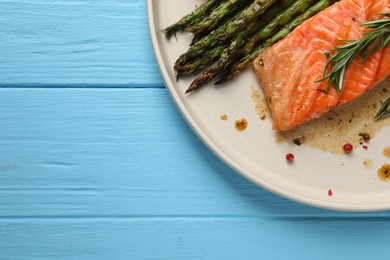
[177,0,296,76]
[217,0,336,84]
[163,0,223,38]
[186,0,317,93]
[175,0,278,69]
[187,0,252,35]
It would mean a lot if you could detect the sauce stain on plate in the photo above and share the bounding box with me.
[235,118,248,132]
[363,159,374,170]
[383,147,390,158]
[252,77,390,154]
[251,87,270,121]
[378,164,390,182]
[220,114,228,121]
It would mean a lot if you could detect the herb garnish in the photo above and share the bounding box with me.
[374,96,390,121]
[317,11,390,92]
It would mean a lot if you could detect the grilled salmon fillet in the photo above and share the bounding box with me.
[253,0,390,131]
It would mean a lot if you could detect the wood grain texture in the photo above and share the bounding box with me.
[1,88,389,218]
[0,88,317,218]
[2,0,390,258]
[0,88,390,259]
[1,218,390,259]
[0,0,163,86]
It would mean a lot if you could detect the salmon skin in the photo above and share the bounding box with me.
[253,0,390,131]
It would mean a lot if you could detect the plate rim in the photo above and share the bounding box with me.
[146,0,390,212]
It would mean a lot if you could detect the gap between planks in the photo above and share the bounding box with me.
[0,215,388,221]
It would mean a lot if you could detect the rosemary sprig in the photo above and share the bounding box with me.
[317,11,390,92]
[374,96,390,121]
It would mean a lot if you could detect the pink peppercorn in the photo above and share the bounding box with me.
[343,143,353,153]
[362,133,370,142]
[286,153,294,161]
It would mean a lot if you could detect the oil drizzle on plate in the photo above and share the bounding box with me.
[220,114,228,121]
[251,77,390,154]
[363,159,374,170]
[378,164,390,182]
[251,87,270,121]
[383,146,390,158]
[235,118,248,132]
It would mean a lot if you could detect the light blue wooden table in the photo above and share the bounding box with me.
[1,1,390,259]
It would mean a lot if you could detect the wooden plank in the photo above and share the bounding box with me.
[0,88,389,218]
[0,0,163,86]
[1,218,390,259]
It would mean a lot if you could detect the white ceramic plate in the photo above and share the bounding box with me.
[147,0,390,211]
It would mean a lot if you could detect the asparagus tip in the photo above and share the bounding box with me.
[162,28,171,39]
[185,82,201,94]
[175,70,190,78]
[174,55,188,70]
